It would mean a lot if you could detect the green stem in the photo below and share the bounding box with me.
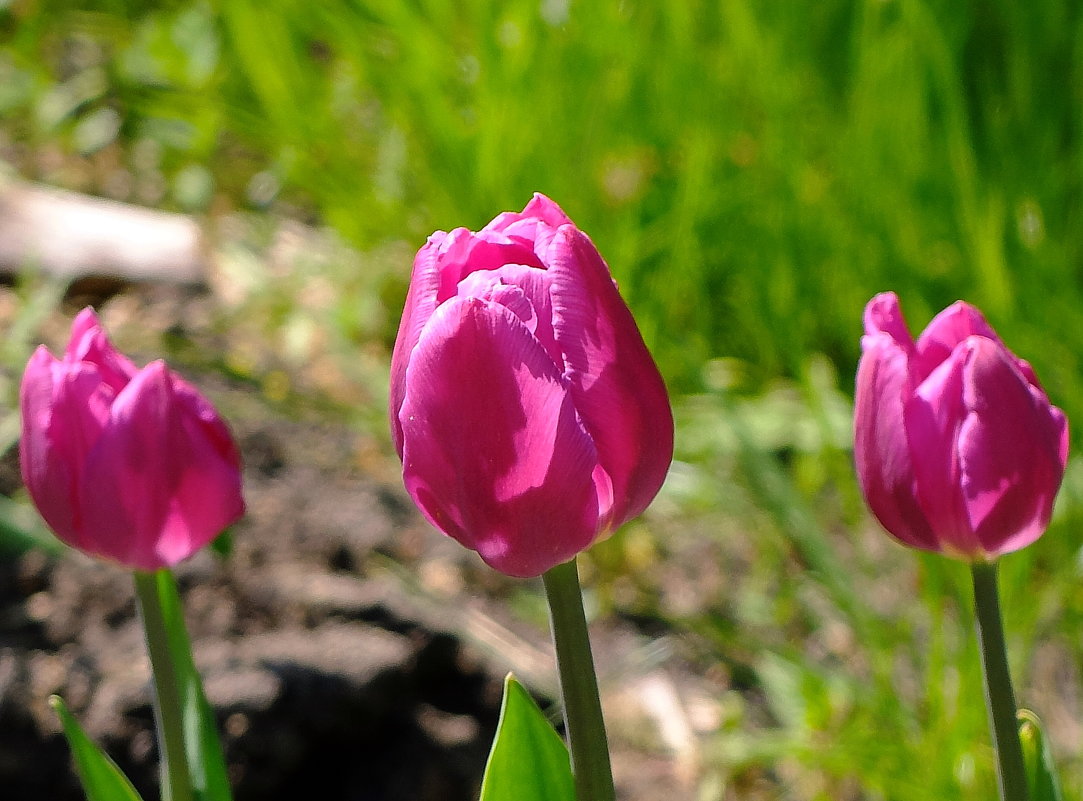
[971,561,1029,801]
[133,570,193,801]
[542,558,615,801]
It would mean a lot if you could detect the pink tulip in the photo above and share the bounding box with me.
[855,292,1068,560]
[20,308,245,570]
[390,194,674,577]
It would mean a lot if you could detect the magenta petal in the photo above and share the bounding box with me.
[19,349,59,487]
[521,194,574,227]
[548,227,673,526]
[455,264,562,369]
[438,229,543,296]
[854,333,939,551]
[77,362,221,570]
[854,293,1068,561]
[917,301,1000,353]
[957,339,1067,557]
[68,307,100,346]
[913,301,1000,382]
[903,346,975,555]
[1054,405,1070,469]
[399,298,603,578]
[67,307,139,391]
[78,362,242,569]
[390,196,676,574]
[20,348,81,548]
[863,292,914,348]
[460,279,538,329]
[485,194,573,236]
[80,363,178,568]
[21,348,122,551]
[390,231,549,456]
[20,311,245,571]
[389,234,447,457]
[486,195,574,256]
[496,193,574,230]
[156,377,244,565]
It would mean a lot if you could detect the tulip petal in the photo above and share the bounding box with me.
[456,264,562,369]
[21,348,122,551]
[548,226,673,527]
[438,228,543,298]
[956,339,1067,556]
[79,362,237,570]
[155,378,245,566]
[1054,404,1070,468]
[399,297,603,578]
[913,301,1000,383]
[863,292,914,348]
[856,293,1068,561]
[20,348,78,548]
[390,232,448,457]
[68,308,139,392]
[903,343,976,555]
[389,231,547,456]
[486,193,574,234]
[854,332,940,551]
[485,194,574,256]
[79,363,178,567]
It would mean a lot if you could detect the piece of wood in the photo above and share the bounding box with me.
[0,179,208,284]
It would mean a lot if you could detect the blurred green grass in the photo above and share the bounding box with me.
[3,1,1083,798]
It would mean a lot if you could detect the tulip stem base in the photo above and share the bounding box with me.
[971,561,1029,801]
[542,558,616,801]
[134,570,193,801]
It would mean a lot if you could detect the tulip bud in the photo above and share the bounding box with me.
[854,292,1068,560]
[390,194,674,577]
[20,308,245,570]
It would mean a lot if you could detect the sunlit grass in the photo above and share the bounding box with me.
[3,0,1083,797]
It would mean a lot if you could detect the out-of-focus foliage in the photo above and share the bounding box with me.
[3,1,1082,399]
[4,2,1083,799]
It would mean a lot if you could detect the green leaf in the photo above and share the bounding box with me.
[208,529,233,559]
[1019,709,1063,801]
[152,570,233,801]
[51,695,145,801]
[479,674,576,801]
[0,494,63,557]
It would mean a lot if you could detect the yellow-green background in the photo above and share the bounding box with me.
[3,1,1083,798]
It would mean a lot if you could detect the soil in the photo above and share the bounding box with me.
[0,286,703,801]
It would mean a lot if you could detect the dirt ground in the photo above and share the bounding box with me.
[0,286,706,801]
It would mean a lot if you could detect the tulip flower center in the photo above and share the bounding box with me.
[455,264,564,371]
[459,273,538,333]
